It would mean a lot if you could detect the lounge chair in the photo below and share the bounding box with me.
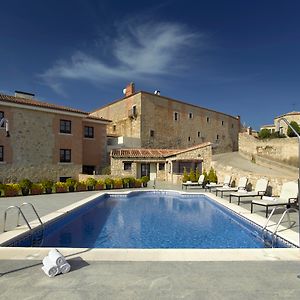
[229,178,269,205]
[182,174,205,190]
[251,181,298,217]
[215,176,248,198]
[205,175,232,192]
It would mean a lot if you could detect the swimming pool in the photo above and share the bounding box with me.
[4,191,292,249]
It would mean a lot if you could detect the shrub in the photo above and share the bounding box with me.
[104,178,113,189]
[41,180,53,193]
[19,179,33,196]
[258,128,271,139]
[128,177,136,188]
[86,177,97,190]
[3,183,20,197]
[30,183,44,195]
[75,181,86,192]
[54,182,68,193]
[141,176,150,187]
[287,121,300,137]
[207,167,218,183]
[189,168,196,182]
[135,178,142,188]
[95,179,105,190]
[122,177,130,188]
[182,167,189,183]
[66,178,77,192]
[195,167,200,181]
[113,178,123,189]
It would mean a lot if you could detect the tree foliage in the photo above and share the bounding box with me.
[287,121,300,137]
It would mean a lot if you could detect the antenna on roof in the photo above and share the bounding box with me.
[154,90,160,95]
[122,88,127,95]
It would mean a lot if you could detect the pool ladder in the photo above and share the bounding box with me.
[262,207,298,247]
[3,202,44,246]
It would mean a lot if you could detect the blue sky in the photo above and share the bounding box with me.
[1,0,300,129]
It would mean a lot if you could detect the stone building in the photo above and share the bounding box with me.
[0,91,110,182]
[111,142,212,184]
[91,83,241,153]
[261,111,300,135]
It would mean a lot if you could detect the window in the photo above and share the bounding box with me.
[197,131,201,138]
[232,124,234,129]
[188,136,191,141]
[0,146,3,161]
[159,163,165,170]
[113,125,116,131]
[84,126,94,138]
[221,120,224,126]
[216,134,219,140]
[206,117,210,123]
[82,165,95,175]
[150,130,154,137]
[174,112,179,121]
[132,105,137,116]
[0,111,4,127]
[60,120,71,134]
[189,112,193,119]
[60,149,71,162]
[124,162,132,171]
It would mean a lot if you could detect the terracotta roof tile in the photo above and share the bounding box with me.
[0,93,111,122]
[111,143,211,158]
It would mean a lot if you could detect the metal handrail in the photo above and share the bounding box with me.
[3,206,32,232]
[18,203,43,227]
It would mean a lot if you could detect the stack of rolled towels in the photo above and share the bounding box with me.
[42,249,71,278]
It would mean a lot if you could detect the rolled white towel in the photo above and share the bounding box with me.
[186,181,192,184]
[59,262,71,274]
[42,256,59,278]
[210,182,216,186]
[238,189,247,193]
[48,249,66,266]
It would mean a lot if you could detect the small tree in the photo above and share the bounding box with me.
[258,128,271,139]
[182,167,189,183]
[195,167,200,181]
[189,168,196,182]
[208,167,217,183]
[287,121,300,137]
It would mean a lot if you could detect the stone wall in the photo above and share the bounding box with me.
[141,92,240,152]
[211,160,295,196]
[239,132,299,167]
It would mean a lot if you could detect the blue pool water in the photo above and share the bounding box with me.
[9,192,291,248]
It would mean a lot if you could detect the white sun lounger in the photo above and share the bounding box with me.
[205,175,232,192]
[215,176,248,198]
[229,178,269,205]
[251,181,298,217]
[182,174,205,190]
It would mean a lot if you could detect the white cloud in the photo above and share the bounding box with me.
[40,20,202,94]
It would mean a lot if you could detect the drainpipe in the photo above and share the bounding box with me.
[276,117,300,246]
[0,118,10,137]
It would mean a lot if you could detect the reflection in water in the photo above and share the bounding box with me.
[40,193,282,249]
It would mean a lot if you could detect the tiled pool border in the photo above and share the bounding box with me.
[0,190,299,262]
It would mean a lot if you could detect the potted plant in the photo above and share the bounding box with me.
[128,177,136,188]
[104,178,113,189]
[122,177,130,188]
[95,179,105,190]
[66,178,77,192]
[135,178,143,188]
[31,183,43,195]
[86,177,97,191]
[75,181,86,192]
[19,178,33,196]
[42,180,53,194]
[182,167,189,183]
[54,182,68,193]
[3,183,20,197]
[113,178,123,189]
[141,176,150,187]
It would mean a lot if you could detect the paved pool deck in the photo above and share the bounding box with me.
[0,182,300,299]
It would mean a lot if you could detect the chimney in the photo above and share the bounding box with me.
[124,82,135,97]
[15,90,35,99]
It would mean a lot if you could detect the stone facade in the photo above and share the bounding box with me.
[0,95,110,182]
[91,90,240,153]
[110,143,212,184]
[239,132,299,167]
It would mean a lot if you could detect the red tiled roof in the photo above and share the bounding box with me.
[111,148,179,158]
[0,93,111,122]
[111,143,212,158]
